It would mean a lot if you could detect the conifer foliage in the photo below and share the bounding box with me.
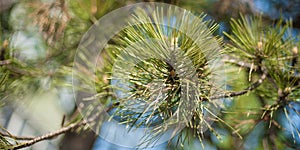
[0,0,299,149]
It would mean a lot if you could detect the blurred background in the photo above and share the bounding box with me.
[0,0,300,149]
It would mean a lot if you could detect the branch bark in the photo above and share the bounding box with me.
[11,120,88,149]
[0,132,34,141]
[9,104,117,150]
[0,60,11,65]
[210,69,267,99]
[222,55,257,70]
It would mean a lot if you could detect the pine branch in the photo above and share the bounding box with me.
[0,132,34,141]
[8,104,117,150]
[210,69,267,99]
[11,121,88,149]
[222,55,257,69]
[0,60,10,65]
[5,65,35,76]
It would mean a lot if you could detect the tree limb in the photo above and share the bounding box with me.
[222,55,257,70]
[0,132,34,141]
[0,60,11,65]
[210,69,267,99]
[9,104,117,150]
[11,120,88,149]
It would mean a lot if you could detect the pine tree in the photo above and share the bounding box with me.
[0,0,299,149]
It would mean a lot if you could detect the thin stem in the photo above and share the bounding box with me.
[0,60,11,65]
[10,104,117,150]
[210,69,267,99]
[222,55,257,70]
[11,121,88,149]
[0,132,34,141]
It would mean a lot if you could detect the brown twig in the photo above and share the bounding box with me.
[10,104,117,150]
[0,60,11,65]
[11,120,89,149]
[222,55,257,70]
[210,69,267,99]
[0,131,34,141]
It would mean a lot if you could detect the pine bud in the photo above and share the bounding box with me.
[2,40,8,49]
[291,46,298,67]
[170,69,176,78]
[278,88,283,96]
[103,75,109,84]
[284,87,291,94]
[257,41,263,51]
[171,37,178,48]
[292,46,298,55]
